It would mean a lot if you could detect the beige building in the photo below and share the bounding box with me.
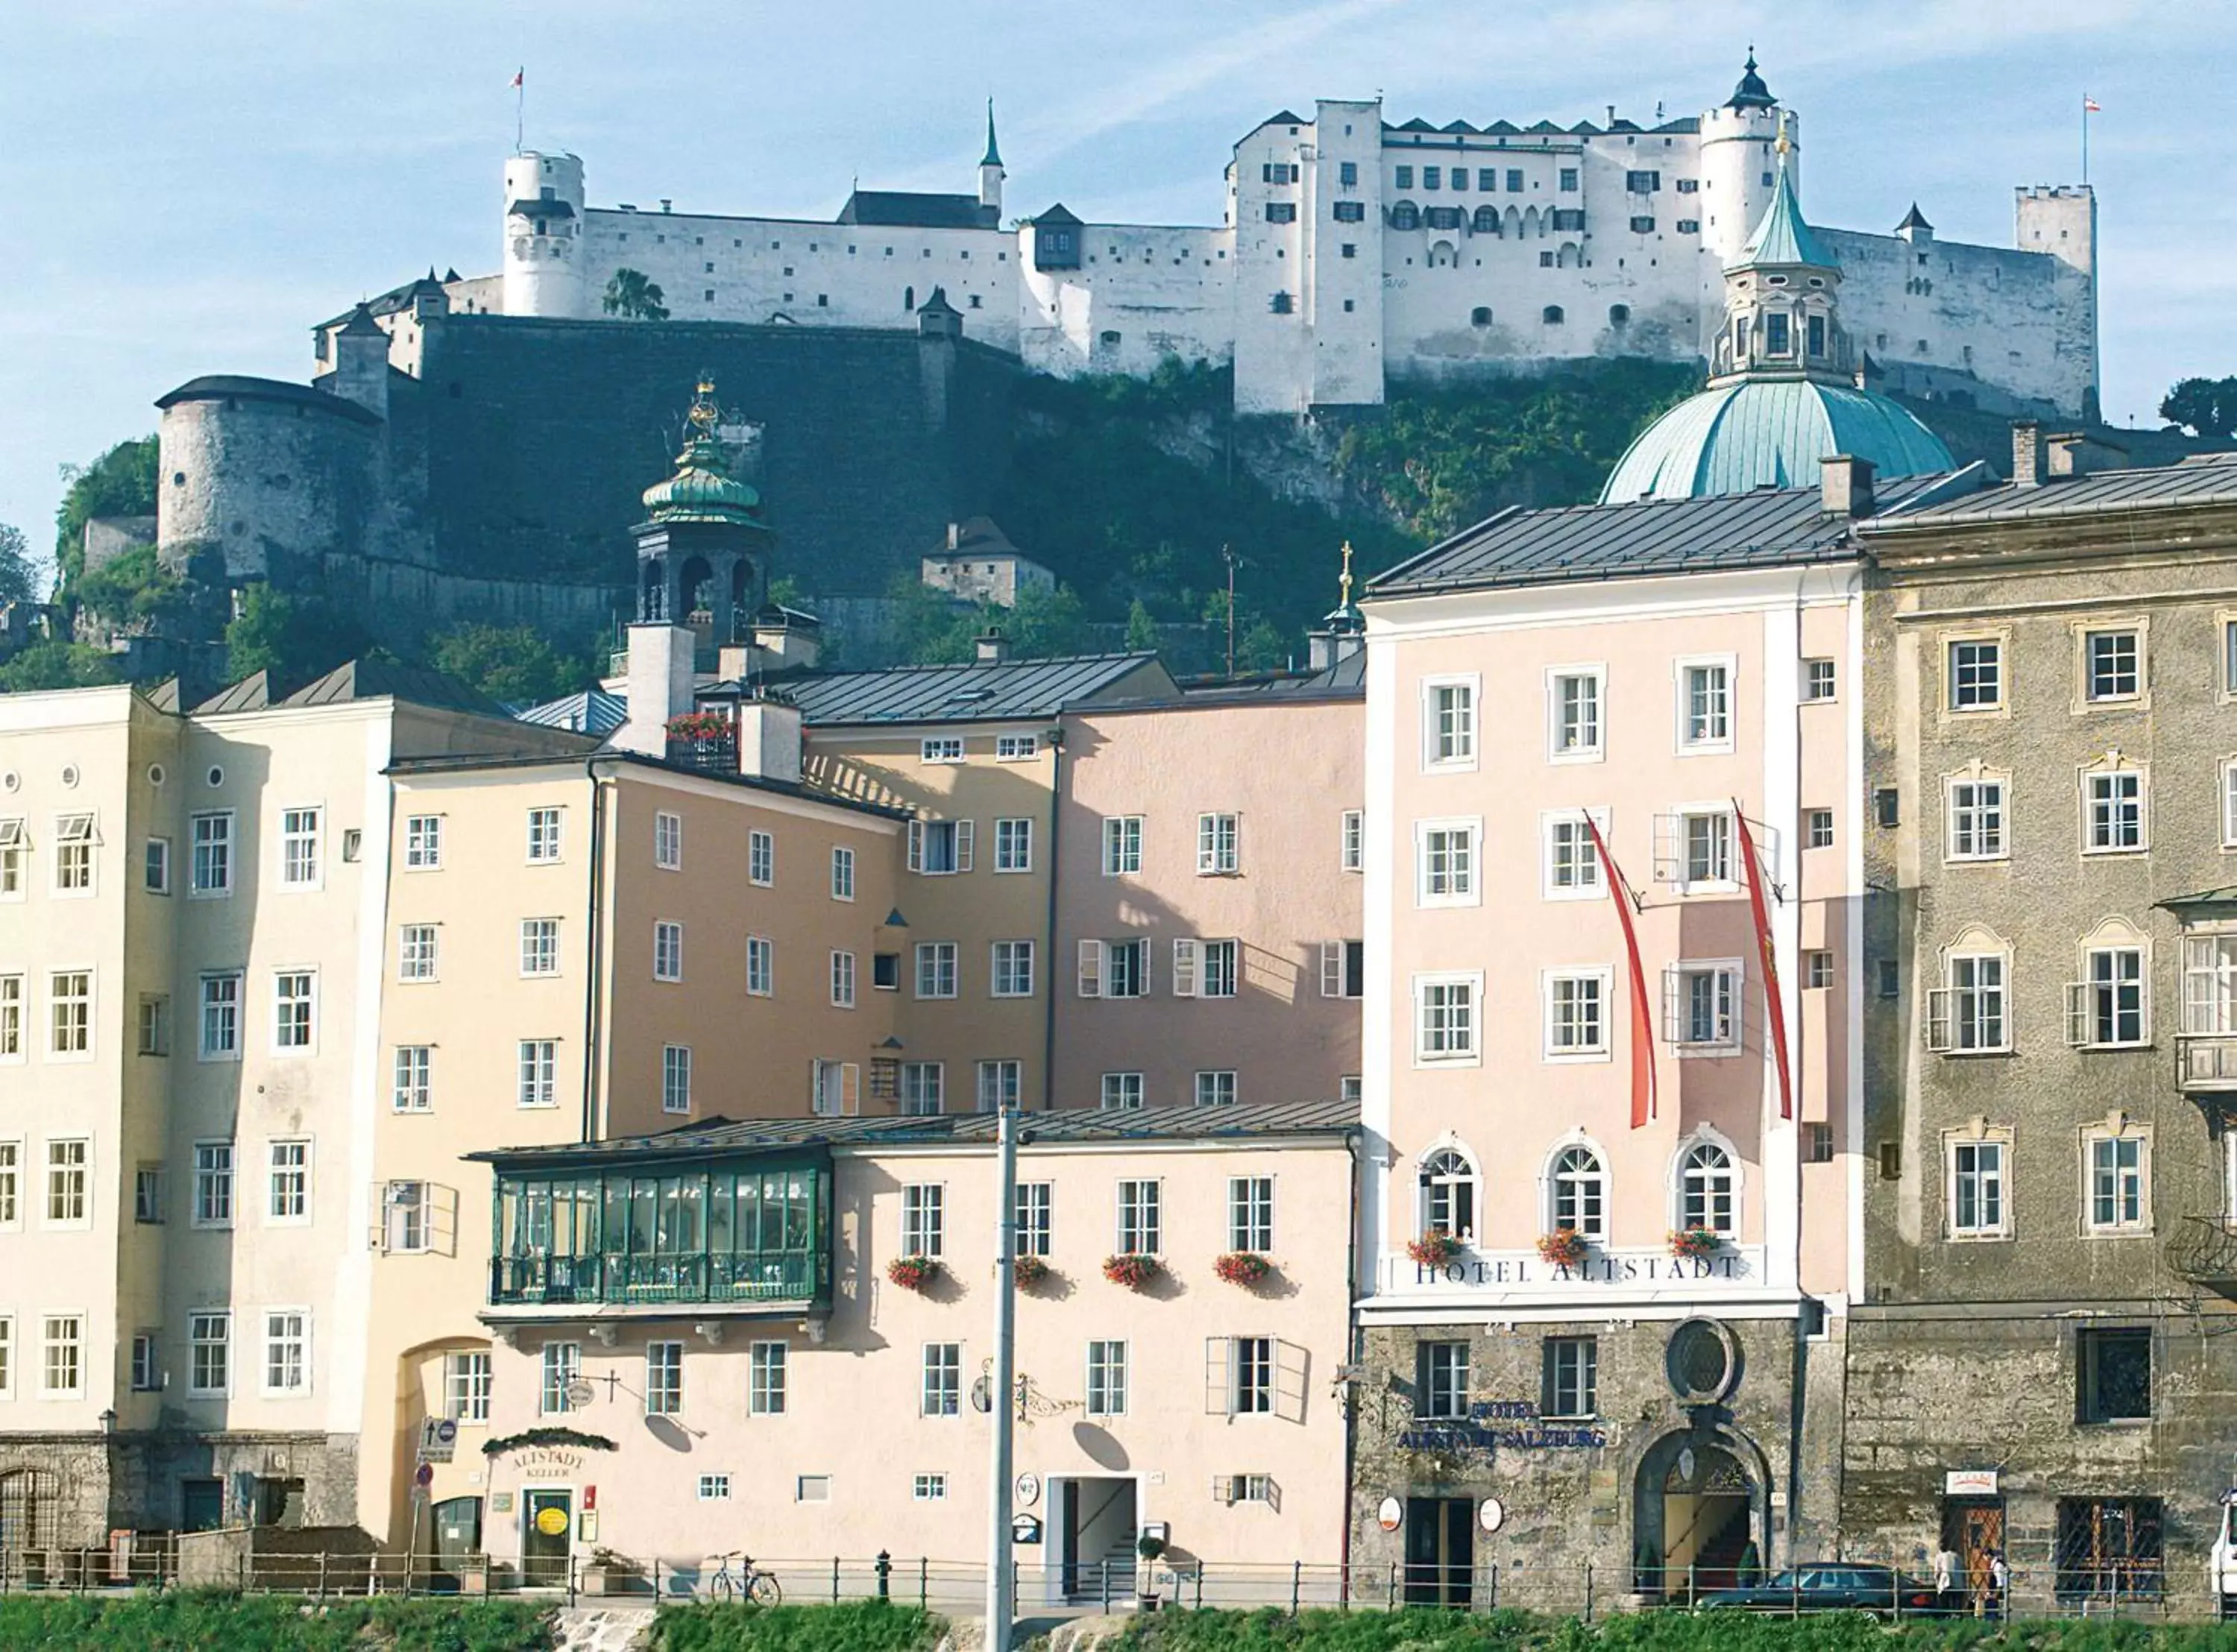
[454,1103,1357,1596]
[1055,660,1365,1112]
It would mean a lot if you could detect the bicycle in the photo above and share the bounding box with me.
[704,1551,783,1605]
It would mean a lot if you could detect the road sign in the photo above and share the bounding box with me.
[418,1417,459,1464]
[414,1463,434,1490]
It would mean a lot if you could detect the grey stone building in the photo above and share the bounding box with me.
[1849,434,2237,1613]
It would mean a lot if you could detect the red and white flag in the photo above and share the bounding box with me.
[2083,96,2101,113]
[511,69,524,90]
[1731,801,1794,1122]
[1582,814,1657,1130]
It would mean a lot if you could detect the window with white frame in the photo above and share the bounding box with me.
[264,1309,309,1395]
[1015,1181,1051,1257]
[908,819,972,874]
[913,1474,948,1501]
[698,1474,732,1501]
[1676,658,1733,751]
[192,1141,233,1226]
[1548,668,1605,760]
[1948,1137,2007,1238]
[1086,1340,1127,1416]
[899,1061,943,1116]
[1419,1147,1477,1240]
[267,1139,309,1222]
[1948,776,2007,861]
[136,995,169,1057]
[2071,945,2146,1048]
[813,1059,860,1116]
[977,1059,1021,1112]
[517,1039,558,1108]
[749,830,774,886]
[1227,1336,1275,1415]
[1195,1070,1238,1108]
[520,918,560,977]
[1195,939,1239,999]
[279,807,321,888]
[645,1341,684,1415]
[655,811,682,870]
[526,807,563,863]
[1804,658,1837,702]
[1228,1176,1273,1252]
[1805,809,1834,850]
[1321,939,1365,1000]
[403,814,442,870]
[199,972,241,1059]
[1677,1141,1736,1235]
[49,970,90,1056]
[1660,807,1734,886]
[272,971,315,1051]
[1665,962,1739,1050]
[1545,971,1609,1059]
[2186,933,2237,1038]
[993,817,1033,873]
[902,1184,945,1257]
[654,921,684,981]
[0,974,19,1061]
[1415,974,1479,1062]
[1543,1336,1598,1418]
[0,1142,16,1226]
[749,1341,787,1414]
[540,1341,582,1413]
[1417,1340,1469,1419]
[1117,1179,1162,1254]
[1101,1072,1144,1111]
[819,949,852,1009]
[1948,638,2003,710]
[45,1138,88,1225]
[399,924,438,981]
[127,1329,157,1393]
[1549,1144,1606,1240]
[1101,816,1142,876]
[1423,678,1477,767]
[921,1343,961,1416]
[916,942,958,999]
[831,845,855,901]
[997,733,1039,761]
[1544,813,1606,898]
[2088,1129,2148,1231]
[43,1315,82,1398]
[51,813,95,894]
[746,936,773,997]
[1197,813,1239,874]
[1807,950,1834,990]
[383,1181,429,1252]
[662,1044,693,1113]
[1341,810,1364,872]
[189,1311,231,1396]
[144,836,170,894]
[0,818,22,898]
[1417,820,1479,904]
[1931,949,2010,1053]
[1079,937,1150,999]
[991,941,1034,998]
[191,811,234,895]
[444,1351,492,1422]
[2084,766,2146,853]
[921,737,965,763]
[2083,628,2142,702]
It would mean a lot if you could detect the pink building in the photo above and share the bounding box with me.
[1055,660,1364,1112]
[1350,469,1890,1607]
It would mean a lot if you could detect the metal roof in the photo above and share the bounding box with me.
[279,660,507,716]
[154,375,381,426]
[1599,378,1953,504]
[1867,452,2237,531]
[779,652,1176,726]
[469,1097,1358,1167]
[518,687,626,735]
[1734,162,1833,271]
[836,190,995,230]
[1368,470,1967,599]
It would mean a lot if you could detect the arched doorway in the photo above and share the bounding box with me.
[1633,1434,1758,1598]
[641,558,667,622]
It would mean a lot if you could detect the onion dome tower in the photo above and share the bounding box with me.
[634,375,775,661]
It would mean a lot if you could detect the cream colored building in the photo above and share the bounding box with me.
[455,1102,1357,1597]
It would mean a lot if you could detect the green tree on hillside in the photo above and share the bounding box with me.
[72,544,191,631]
[602,269,670,322]
[0,523,40,606]
[224,583,370,687]
[54,437,158,586]
[2161,376,2237,440]
[0,640,123,693]
[424,620,593,704]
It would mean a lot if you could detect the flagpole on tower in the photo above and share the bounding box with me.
[2081,93,2100,185]
[514,68,526,154]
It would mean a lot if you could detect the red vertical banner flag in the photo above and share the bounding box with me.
[1731,801,1794,1121]
[1582,813,1656,1129]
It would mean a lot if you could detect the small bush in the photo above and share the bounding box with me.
[0,1591,553,1651]
[652,1601,943,1651]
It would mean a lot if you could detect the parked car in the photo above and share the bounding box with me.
[1698,1563,1952,1617]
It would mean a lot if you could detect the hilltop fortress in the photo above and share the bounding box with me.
[145,57,2095,646]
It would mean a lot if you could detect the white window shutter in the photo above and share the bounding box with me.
[811,1060,830,1114]
[843,1063,861,1116]
[1141,942,1153,995]
[1661,968,1683,1043]
[1196,816,1215,874]
[1925,989,1954,1053]
[1078,940,1103,999]
[1173,939,1200,998]
[954,819,975,873]
[1320,942,1343,1000]
[368,1183,387,1253]
[2065,981,2089,1047]
[1204,1336,1234,1416]
[907,820,923,874]
[1274,1339,1309,1422]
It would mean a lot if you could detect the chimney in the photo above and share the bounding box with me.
[612,622,696,756]
[1819,454,1876,518]
[752,608,822,672]
[734,692,804,785]
[2046,431,2130,479]
[975,628,1010,665]
[2010,421,2042,488]
[948,521,961,552]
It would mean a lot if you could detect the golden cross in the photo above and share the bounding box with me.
[1338,540,1355,608]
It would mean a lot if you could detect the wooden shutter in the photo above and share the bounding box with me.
[906,820,923,873]
[1925,988,1955,1053]
[843,1063,861,1116]
[2065,981,2091,1047]
[1274,1339,1310,1422]
[954,820,975,873]
[1320,942,1343,999]
[1077,940,1103,999]
[1172,939,1199,998]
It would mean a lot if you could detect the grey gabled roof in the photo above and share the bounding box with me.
[469,1097,1357,1169]
[518,687,626,735]
[280,659,507,716]
[1865,453,2237,531]
[1366,471,1969,599]
[837,190,994,230]
[778,652,1177,726]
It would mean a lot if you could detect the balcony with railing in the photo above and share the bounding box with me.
[2165,1215,2237,1290]
[2178,1035,2237,1092]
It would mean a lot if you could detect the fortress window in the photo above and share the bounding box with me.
[1625,170,1661,193]
[817,294,829,307]
[704,263,714,274]
[172,473,186,488]
[1506,168,1523,192]
[1629,216,1655,234]
[1676,218,1700,234]
[1394,166,1413,189]
[1343,300,1355,312]
[1450,168,1467,192]
[1423,167,1441,189]
[1470,307,1492,327]
[1809,315,1828,357]
[1542,306,1564,325]
[1478,168,1496,190]
[969,295,982,309]
[1269,291,1294,315]
[1762,171,1774,186]
[1676,178,1699,193]
[1473,206,1497,233]
[1608,304,1630,325]
[1101,331,1121,347]
[1539,250,1555,267]
[1333,201,1365,223]
[1388,202,1420,231]
[735,239,743,248]
[704,290,714,302]
[1340,161,1358,187]
[1265,203,1297,224]
[1560,168,1579,192]
[1765,313,1791,355]
[1340,243,1357,259]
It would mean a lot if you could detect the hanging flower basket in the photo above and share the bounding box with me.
[1012,1254,1051,1289]
[1536,1229,1590,1267]
[1213,1252,1272,1288]
[664,710,733,743]
[1406,1231,1462,1268]
[1668,1227,1724,1261]
[1103,1253,1160,1290]
[887,1255,942,1293]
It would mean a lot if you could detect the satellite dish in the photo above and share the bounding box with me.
[564,1380,597,1409]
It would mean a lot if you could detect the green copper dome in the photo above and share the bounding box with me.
[641,376,762,525]
[1599,377,1954,503]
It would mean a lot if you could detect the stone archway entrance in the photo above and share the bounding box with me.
[1633,1435,1758,1599]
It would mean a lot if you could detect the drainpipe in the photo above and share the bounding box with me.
[1039,723,1066,1112]
[580,757,614,1143]
[1339,1126,1363,1595]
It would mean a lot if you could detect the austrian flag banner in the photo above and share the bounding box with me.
[1581,813,1656,1130]
[1731,802,1795,1121]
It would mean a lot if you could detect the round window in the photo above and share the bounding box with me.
[206,766,224,788]
[148,764,167,787]
[1666,1317,1740,1404]
[1,771,17,793]
[60,765,79,789]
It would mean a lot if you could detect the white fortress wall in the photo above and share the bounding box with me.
[1016,222,1233,379]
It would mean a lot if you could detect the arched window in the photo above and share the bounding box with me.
[1678,1142,1735,1235]
[1419,1147,1477,1240]
[1470,306,1492,327]
[1549,1145,1606,1240]
[1388,201,1420,231]
[904,286,914,311]
[1472,205,1499,235]
[1608,303,1631,325]
[1542,305,1565,326]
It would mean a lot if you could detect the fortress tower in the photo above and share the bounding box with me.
[503,152,590,319]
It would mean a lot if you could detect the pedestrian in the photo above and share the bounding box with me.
[1933,1541,1959,1612]
[1987,1548,2010,1620]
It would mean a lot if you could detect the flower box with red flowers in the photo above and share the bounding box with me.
[886,1255,942,1293]
[664,710,734,743]
[1668,1227,1724,1261]
[1406,1232,1462,1268]
[1213,1252,1271,1288]
[1536,1229,1590,1267]
[1012,1254,1051,1289]
[1102,1253,1160,1290]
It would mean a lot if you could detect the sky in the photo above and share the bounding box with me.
[4,0,2233,570]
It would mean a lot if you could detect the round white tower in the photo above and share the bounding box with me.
[1696,54,1794,269]
[502,151,589,318]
